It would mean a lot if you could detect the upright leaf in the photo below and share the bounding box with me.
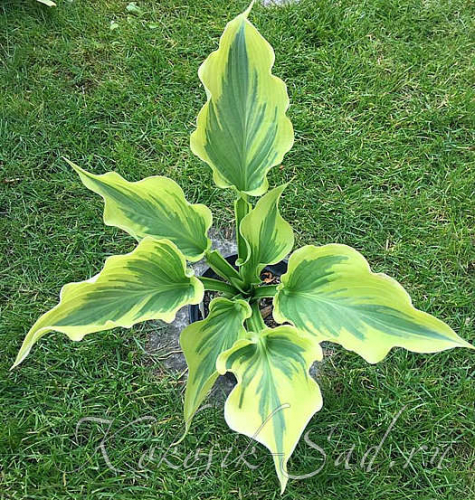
[217,326,323,493]
[234,195,252,265]
[180,298,252,434]
[274,244,474,363]
[66,160,212,262]
[239,184,294,284]
[190,3,294,196]
[13,238,204,367]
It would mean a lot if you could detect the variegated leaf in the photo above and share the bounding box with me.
[66,160,212,262]
[190,3,294,196]
[239,184,294,284]
[274,244,474,363]
[217,326,323,493]
[234,195,252,265]
[180,298,252,434]
[13,238,203,368]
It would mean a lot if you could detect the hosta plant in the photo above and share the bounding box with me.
[13,2,473,493]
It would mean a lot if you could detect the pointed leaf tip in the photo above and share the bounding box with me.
[190,3,294,195]
[180,298,251,434]
[275,244,473,363]
[13,238,204,367]
[218,326,323,492]
[65,159,212,262]
[244,0,256,17]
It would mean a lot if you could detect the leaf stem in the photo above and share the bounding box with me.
[235,194,251,266]
[252,285,278,299]
[205,250,246,292]
[199,277,238,295]
[247,301,266,332]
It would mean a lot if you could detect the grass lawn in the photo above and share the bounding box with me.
[1,0,474,498]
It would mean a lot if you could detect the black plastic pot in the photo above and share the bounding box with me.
[188,254,288,323]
